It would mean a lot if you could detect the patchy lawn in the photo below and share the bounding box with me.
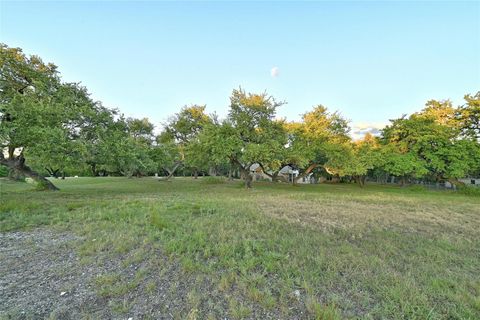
[1,177,479,319]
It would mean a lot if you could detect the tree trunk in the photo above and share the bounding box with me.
[193,168,198,179]
[447,178,465,189]
[1,155,59,191]
[354,175,365,187]
[61,171,66,180]
[90,163,99,177]
[208,167,217,176]
[271,172,278,182]
[162,161,182,181]
[257,163,279,183]
[231,158,252,188]
[262,170,275,182]
[262,169,286,183]
[23,165,59,190]
[8,168,25,181]
[294,163,318,184]
[45,167,60,178]
[244,172,253,188]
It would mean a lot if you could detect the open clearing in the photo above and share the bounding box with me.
[1,177,479,319]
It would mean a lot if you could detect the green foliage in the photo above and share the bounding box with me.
[1,43,479,190]
[284,106,351,181]
[226,88,286,169]
[381,147,428,179]
[202,176,226,184]
[380,100,480,183]
[457,185,480,196]
[0,165,8,177]
[164,105,211,143]
[459,92,480,140]
[151,135,183,175]
[195,88,288,187]
[0,44,162,183]
[324,134,382,184]
[156,105,213,176]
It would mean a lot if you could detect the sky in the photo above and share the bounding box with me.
[1,1,479,137]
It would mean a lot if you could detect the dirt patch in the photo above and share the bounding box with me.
[0,229,302,319]
[0,230,105,319]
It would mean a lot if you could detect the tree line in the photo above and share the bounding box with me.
[1,44,479,190]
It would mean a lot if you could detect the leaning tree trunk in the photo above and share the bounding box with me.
[270,172,279,182]
[294,163,318,185]
[162,161,182,181]
[22,164,59,190]
[262,169,280,183]
[447,178,465,189]
[1,155,59,191]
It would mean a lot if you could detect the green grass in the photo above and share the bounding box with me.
[1,177,479,319]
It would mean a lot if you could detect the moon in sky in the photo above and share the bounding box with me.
[270,66,280,78]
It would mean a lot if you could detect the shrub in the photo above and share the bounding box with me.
[407,185,427,192]
[457,185,480,196]
[202,176,226,184]
[0,166,8,177]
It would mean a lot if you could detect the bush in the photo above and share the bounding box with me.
[457,185,480,196]
[407,185,427,192]
[1,167,26,182]
[0,166,8,177]
[202,176,226,184]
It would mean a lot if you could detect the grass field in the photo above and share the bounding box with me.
[1,177,479,319]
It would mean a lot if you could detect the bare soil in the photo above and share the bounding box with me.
[0,229,293,319]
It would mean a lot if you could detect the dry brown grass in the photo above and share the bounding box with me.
[253,191,480,238]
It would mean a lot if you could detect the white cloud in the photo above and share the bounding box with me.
[270,66,280,78]
[350,122,387,140]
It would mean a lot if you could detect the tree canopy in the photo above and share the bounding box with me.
[1,43,479,190]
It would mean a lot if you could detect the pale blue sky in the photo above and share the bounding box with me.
[1,1,479,134]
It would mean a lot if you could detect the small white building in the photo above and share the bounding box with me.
[459,177,480,187]
[444,177,480,188]
[249,164,314,184]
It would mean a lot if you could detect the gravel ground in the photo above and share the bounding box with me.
[0,230,107,319]
[0,229,300,319]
